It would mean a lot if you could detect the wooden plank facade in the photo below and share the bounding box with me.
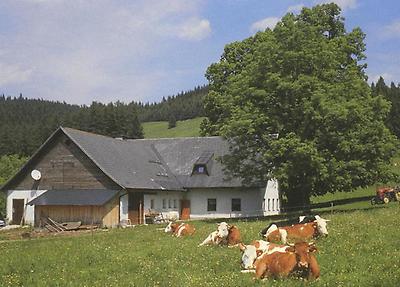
[34,196,120,227]
[8,133,119,191]
[7,132,122,227]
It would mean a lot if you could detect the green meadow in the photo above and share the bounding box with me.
[0,203,399,286]
[142,117,204,138]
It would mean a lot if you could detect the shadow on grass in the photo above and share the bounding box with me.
[196,196,396,225]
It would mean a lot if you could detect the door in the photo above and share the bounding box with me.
[180,199,191,220]
[12,199,25,225]
[128,192,144,224]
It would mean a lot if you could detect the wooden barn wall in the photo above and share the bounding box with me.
[8,133,119,190]
[35,197,120,227]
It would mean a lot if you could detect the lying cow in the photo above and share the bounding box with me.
[164,222,195,237]
[239,240,289,271]
[264,216,330,244]
[254,242,320,280]
[226,225,241,247]
[198,222,230,246]
[259,215,319,238]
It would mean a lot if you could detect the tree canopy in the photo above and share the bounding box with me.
[201,4,398,207]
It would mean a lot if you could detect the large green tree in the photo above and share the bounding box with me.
[201,4,397,208]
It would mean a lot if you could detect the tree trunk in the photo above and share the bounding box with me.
[285,187,311,213]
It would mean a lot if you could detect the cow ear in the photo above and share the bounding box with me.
[239,243,246,251]
[256,250,263,257]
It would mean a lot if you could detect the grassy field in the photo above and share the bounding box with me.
[142,117,204,138]
[0,203,399,286]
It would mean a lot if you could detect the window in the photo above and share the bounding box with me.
[168,199,172,209]
[272,199,275,211]
[173,199,177,209]
[162,199,166,209]
[207,198,216,211]
[268,199,271,211]
[150,199,154,209]
[231,198,241,211]
[192,164,207,175]
[276,199,279,211]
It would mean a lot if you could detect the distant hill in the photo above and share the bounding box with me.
[142,117,204,138]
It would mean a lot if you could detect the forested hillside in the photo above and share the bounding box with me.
[138,85,207,122]
[0,85,207,157]
[0,79,398,158]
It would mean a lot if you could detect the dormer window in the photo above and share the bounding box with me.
[193,164,207,175]
[191,151,214,176]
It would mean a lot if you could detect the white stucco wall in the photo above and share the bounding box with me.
[186,187,265,219]
[144,191,183,220]
[139,179,281,221]
[6,190,47,225]
[262,179,280,216]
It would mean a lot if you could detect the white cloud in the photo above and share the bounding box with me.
[178,18,211,41]
[314,0,357,10]
[383,20,400,38]
[0,63,32,86]
[250,17,280,33]
[0,0,211,104]
[286,4,305,13]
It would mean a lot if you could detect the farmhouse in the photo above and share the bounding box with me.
[1,127,280,227]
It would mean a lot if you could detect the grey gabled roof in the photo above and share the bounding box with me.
[62,128,246,190]
[63,127,184,191]
[2,127,250,192]
[27,189,119,206]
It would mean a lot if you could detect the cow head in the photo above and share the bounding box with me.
[314,215,330,236]
[164,222,175,233]
[216,222,229,238]
[288,242,318,269]
[239,243,263,269]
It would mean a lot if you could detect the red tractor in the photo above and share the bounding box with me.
[371,186,400,205]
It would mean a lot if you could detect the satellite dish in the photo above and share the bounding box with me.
[31,170,41,181]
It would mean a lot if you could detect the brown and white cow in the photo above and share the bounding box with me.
[226,225,241,247]
[239,240,290,271]
[264,216,330,244]
[198,222,230,246]
[254,242,320,280]
[164,222,195,237]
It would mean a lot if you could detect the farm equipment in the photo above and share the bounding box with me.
[371,186,400,205]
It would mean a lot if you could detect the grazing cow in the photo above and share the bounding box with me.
[227,225,241,246]
[239,240,289,271]
[264,216,330,244]
[164,222,195,237]
[254,242,320,280]
[198,222,229,246]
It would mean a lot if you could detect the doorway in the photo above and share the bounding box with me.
[180,199,191,220]
[12,199,25,225]
[128,192,144,224]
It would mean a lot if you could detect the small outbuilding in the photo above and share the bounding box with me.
[1,127,281,227]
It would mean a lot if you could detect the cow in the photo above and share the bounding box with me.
[259,215,320,238]
[239,240,290,271]
[164,222,195,237]
[264,216,330,244]
[254,242,320,280]
[198,222,229,246]
[226,225,241,247]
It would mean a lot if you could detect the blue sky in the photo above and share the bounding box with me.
[0,0,399,105]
